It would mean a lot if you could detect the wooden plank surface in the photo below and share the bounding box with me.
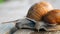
[0,23,15,34]
[13,29,60,34]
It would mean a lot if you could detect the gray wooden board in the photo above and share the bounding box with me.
[0,23,15,34]
[13,29,60,34]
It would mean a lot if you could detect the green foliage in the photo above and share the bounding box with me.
[0,0,5,3]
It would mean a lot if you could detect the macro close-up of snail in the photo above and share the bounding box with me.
[15,1,54,31]
[13,1,60,34]
[0,0,60,34]
[2,1,60,34]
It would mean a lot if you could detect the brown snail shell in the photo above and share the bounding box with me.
[43,9,60,24]
[26,1,53,21]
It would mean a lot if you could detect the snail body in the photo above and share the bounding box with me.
[15,18,35,29]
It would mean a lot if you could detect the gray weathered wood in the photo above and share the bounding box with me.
[13,29,60,34]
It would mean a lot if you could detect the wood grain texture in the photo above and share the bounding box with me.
[31,31,60,34]
[13,29,60,34]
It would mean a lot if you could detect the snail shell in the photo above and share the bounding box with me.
[43,9,60,25]
[26,1,53,21]
[42,9,60,31]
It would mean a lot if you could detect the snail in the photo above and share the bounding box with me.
[26,1,53,32]
[42,9,60,31]
[26,1,53,22]
[43,9,60,25]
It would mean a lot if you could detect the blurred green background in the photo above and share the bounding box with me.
[0,0,6,3]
